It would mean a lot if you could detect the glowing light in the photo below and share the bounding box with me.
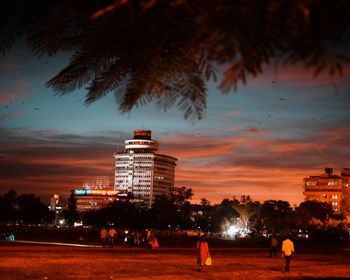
[227,225,239,237]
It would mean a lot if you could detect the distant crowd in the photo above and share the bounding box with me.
[96,227,295,273]
[99,227,159,249]
[0,232,15,241]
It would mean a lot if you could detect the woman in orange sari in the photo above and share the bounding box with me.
[196,235,211,271]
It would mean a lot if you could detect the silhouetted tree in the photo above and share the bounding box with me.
[62,190,79,227]
[148,186,194,229]
[1,0,349,120]
[16,193,54,224]
[0,190,18,222]
[0,190,54,224]
[233,196,260,230]
[172,186,193,207]
[150,194,178,229]
[258,200,295,235]
[295,200,334,228]
[191,198,213,232]
[209,198,240,233]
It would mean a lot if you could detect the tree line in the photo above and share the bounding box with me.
[0,190,54,224]
[1,187,349,242]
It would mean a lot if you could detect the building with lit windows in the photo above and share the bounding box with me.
[82,176,113,190]
[73,176,118,212]
[303,167,350,213]
[74,189,119,212]
[114,130,177,208]
[49,194,62,213]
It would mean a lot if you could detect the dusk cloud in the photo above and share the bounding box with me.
[1,47,349,207]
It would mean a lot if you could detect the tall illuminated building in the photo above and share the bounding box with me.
[303,167,350,213]
[114,130,177,208]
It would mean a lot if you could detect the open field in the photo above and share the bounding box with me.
[1,242,350,280]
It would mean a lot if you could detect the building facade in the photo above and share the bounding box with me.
[303,167,350,213]
[82,176,113,190]
[114,130,177,207]
[73,176,118,212]
[74,189,119,212]
[49,194,61,213]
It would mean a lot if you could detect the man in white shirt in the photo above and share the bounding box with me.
[281,236,295,272]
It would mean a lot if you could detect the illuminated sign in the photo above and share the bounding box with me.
[74,189,92,195]
[74,190,86,195]
[90,190,118,195]
[74,189,118,196]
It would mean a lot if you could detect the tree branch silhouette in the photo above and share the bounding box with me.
[1,0,349,120]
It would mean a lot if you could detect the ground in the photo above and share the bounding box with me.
[0,243,349,280]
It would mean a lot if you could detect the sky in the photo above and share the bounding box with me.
[1,42,350,206]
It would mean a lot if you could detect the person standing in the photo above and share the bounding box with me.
[146,229,154,249]
[269,235,278,258]
[100,227,108,247]
[108,227,117,248]
[196,235,211,272]
[281,236,295,272]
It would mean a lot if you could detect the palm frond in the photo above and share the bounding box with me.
[0,1,29,54]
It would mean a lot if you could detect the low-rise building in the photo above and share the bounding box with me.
[74,189,119,212]
[303,167,350,213]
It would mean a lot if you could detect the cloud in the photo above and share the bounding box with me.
[1,125,349,206]
[243,128,269,134]
[0,128,125,197]
[160,127,350,204]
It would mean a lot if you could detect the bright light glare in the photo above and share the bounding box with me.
[227,225,239,237]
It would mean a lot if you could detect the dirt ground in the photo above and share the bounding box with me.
[0,243,349,280]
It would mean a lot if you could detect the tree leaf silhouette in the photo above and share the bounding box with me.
[1,0,349,120]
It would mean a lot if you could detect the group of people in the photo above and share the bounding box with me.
[99,227,117,248]
[99,227,159,249]
[99,227,294,273]
[0,232,15,241]
[196,234,295,273]
[270,235,295,272]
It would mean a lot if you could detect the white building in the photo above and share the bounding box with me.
[114,130,177,207]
